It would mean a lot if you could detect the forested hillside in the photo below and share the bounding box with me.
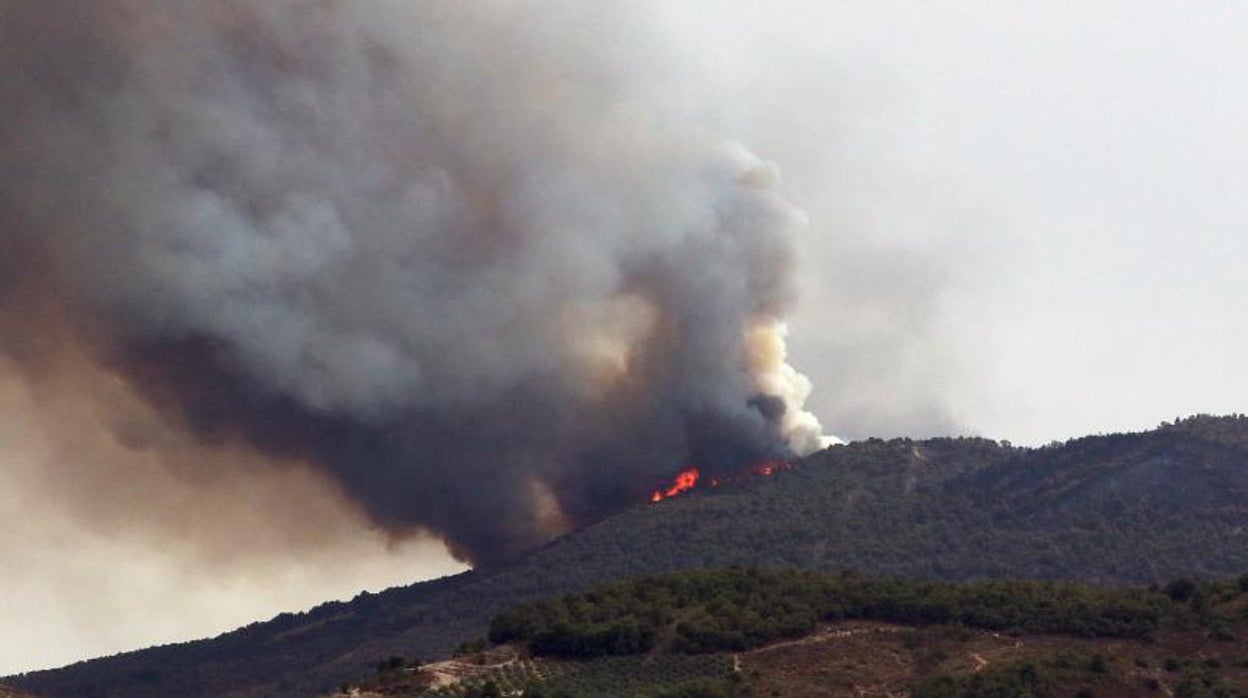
[489,569,1169,658]
[351,568,1248,698]
[12,415,1248,698]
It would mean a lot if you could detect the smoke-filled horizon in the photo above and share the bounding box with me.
[0,1,829,567]
[9,0,1245,676]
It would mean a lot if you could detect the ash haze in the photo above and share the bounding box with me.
[2,0,1246,677]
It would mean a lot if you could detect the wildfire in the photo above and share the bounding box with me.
[649,460,796,503]
[650,467,700,502]
[750,460,795,477]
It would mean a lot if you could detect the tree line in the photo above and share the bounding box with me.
[487,568,1174,659]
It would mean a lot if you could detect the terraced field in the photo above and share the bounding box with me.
[413,654,733,697]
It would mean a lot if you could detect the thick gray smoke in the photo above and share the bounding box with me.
[0,0,826,565]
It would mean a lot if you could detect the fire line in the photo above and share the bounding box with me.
[649,460,795,503]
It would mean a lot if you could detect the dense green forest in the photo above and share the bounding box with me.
[489,569,1170,659]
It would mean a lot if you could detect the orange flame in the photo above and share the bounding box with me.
[648,460,795,503]
[650,467,700,502]
[751,460,794,477]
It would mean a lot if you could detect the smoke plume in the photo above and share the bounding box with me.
[0,0,827,565]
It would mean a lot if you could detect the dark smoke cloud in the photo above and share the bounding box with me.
[0,1,826,565]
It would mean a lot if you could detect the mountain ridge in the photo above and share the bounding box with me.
[10,414,1248,697]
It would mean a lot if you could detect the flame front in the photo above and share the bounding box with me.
[648,460,796,503]
[650,467,700,502]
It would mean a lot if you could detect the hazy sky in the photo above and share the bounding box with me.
[704,1,1248,444]
[3,1,1246,676]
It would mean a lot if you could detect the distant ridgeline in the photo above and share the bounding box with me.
[11,415,1248,698]
[529,413,1248,586]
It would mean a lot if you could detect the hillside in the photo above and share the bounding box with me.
[10,415,1248,698]
[344,568,1248,698]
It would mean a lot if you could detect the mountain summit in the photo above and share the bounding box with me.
[10,415,1248,698]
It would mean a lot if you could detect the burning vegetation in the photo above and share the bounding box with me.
[650,468,701,503]
[650,460,797,503]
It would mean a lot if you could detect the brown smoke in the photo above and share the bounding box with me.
[0,0,827,566]
[0,344,464,672]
